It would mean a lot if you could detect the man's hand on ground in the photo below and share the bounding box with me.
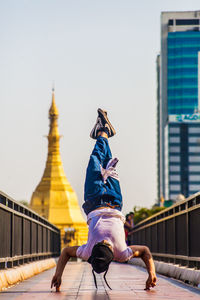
[145,272,157,290]
[51,274,61,292]
[129,245,157,290]
[50,246,79,292]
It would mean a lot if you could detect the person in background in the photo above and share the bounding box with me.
[129,212,135,228]
[124,213,134,245]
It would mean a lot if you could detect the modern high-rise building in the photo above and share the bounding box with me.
[157,11,200,202]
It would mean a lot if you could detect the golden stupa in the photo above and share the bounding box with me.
[30,89,88,249]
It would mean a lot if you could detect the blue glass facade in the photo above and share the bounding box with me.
[158,13,200,202]
[167,32,200,114]
[166,31,200,199]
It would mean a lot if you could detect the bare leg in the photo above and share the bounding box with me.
[97,131,108,139]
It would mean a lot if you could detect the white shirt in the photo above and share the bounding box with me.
[76,208,133,262]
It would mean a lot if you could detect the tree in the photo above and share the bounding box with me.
[18,200,29,207]
[132,205,165,225]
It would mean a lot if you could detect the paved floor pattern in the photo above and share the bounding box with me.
[0,262,200,300]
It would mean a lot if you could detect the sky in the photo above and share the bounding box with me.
[1,0,200,216]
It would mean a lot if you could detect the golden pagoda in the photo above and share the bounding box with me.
[30,89,88,249]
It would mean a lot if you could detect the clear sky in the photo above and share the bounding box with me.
[1,0,200,216]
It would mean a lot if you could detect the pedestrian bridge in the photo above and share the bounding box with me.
[0,190,200,299]
[1,261,200,300]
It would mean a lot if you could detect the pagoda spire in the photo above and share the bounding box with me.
[30,90,88,249]
[49,87,58,117]
[34,89,71,191]
[45,89,63,176]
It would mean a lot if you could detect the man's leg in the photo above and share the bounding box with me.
[83,132,113,214]
[83,109,122,214]
[91,132,112,168]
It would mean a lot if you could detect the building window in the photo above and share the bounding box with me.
[169,137,180,143]
[170,185,180,191]
[188,127,200,134]
[189,175,200,181]
[169,175,181,181]
[168,19,173,26]
[189,136,200,143]
[189,146,200,152]
[189,165,200,171]
[169,127,180,134]
[169,165,180,172]
[189,184,200,191]
[170,156,180,162]
[189,156,200,162]
[176,19,200,26]
[169,146,180,153]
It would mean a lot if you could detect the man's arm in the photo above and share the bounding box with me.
[129,245,157,290]
[51,246,79,291]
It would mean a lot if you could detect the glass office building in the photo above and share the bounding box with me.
[168,31,200,115]
[157,11,200,202]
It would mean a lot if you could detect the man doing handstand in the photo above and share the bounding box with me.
[51,109,157,291]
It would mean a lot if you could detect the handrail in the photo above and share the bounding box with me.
[129,192,200,269]
[0,191,60,269]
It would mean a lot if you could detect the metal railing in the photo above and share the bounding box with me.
[129,192,200,269]
[0,191,60,269]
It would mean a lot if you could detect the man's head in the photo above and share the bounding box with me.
[88,240,114,274]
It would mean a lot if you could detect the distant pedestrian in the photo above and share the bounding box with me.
[124,212,134,245]
[129,212,135,228]
[124,214,132,245]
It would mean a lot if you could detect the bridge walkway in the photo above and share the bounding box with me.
[0,261,200,300]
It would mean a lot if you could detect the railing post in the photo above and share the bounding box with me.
[22,217,25,265]
[186,209,189,267]
[9,211,14,268]
[36,223,38,260]
[30,219,32,262]
[173,210,176,264]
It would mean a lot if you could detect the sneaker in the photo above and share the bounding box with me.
[90,116,104,139]
[97,109,116,138]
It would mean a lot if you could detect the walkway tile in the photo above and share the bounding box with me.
[0,261,200,299]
